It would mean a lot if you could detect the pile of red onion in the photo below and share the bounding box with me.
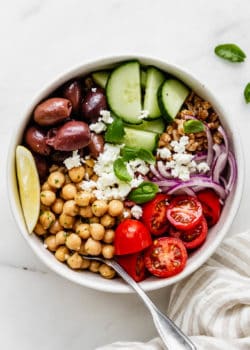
[150,120,237,202]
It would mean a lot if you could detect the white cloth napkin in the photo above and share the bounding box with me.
[97,231,250,350]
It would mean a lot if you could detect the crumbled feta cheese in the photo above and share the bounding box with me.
[91,88,97,92]
[197,162,210,173]
[157,147,171,159]
[89,121,107,134]
[129,159,150,175]
[80,180,97,191]
[173,153,194,165]
[131,205,143,219]
[63,150,82,169]
[138,110,149,119]
[99,110,113,124]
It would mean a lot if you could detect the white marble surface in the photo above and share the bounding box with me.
[1,0,250,349]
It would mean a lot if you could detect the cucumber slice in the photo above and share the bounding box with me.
[143,66,165,119]
[106,61,142,124]
[125,118,165,134]
[158,79,189,122]
[92,71,110,88]
[140,69,147,89]
[122,127,158,151]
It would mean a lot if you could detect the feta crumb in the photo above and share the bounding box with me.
[91,88,97,92]
[123,211,131,218]
[99,110,113,124]
[197,162,210,173]
[80,180,97,191]
[157,147,171,159]
[138,110,149,119]
[89,121,107,134]
[131,205,143,219]
[63,150,82,170]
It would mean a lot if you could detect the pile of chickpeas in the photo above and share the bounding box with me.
[34,159,130,279]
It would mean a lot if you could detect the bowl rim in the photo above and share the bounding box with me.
[7,54,245,293]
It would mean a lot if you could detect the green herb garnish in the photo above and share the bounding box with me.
[121,146,155,164]
[183,120,205,134]
[113,158,132,182]
[214,43,246,63]
[244,83,250,103]
[105,117,125,144]
[128,181,159,204]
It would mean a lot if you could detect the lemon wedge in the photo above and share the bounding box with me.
[16,145,40,233]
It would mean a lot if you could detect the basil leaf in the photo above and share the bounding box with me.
[244,83,250,103]
[128,181,159,204]
[121,146,155,164]
[105,118,125,144]
[183,120,205,134]
[113,158,132,182]
[214,43,246,62]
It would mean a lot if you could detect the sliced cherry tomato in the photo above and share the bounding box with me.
[169,216,208,250]
[144,237,187,278]
[197,190,221,227]
[142,194,170,236]
[114,219,152,255]
[115,251,147,282]
[166,195,203,230]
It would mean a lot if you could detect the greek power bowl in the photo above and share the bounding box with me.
[8,56,243,293]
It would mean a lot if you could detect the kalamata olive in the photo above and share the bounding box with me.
[82,88,107,122]
[88,133,104,158]
[46,120,91,151]
[62,80,82,114]
[34,97,72,126]
[33,154,49,180]
[24,126,51,155]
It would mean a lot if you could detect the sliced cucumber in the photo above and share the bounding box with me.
[140,69,147,89]
[143,66,165,119]
[106,61,142,124]
[125,118,165,134]
[122,127,158,151]
[92,71,110,88]
[158,79,189,122]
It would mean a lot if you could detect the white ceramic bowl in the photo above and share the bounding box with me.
[7,55,244,293]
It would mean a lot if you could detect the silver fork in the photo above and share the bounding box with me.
[82,255,197,350]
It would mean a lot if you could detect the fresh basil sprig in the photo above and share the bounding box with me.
[113,158,132,182]
[128,181,159,204]
[121,146,155,164]
[183,120,204,134]
[214,43,246,63]
[244,83,250,103]
[105,117,125,144]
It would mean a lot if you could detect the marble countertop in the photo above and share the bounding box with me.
[1,0,250,349]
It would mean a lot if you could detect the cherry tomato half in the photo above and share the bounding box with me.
[197,190,221,227]
[166,195,203,231]
[144,237,188,278]
[114,219,152,255]
[142,194,170,236]
[169,216,208,250]
[115,251,147,282]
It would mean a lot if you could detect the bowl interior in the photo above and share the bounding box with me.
[7,55,244,293]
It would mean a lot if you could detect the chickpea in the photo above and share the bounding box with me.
[102,244,115,259]
[103,229,115,243]
[85,158,95,168]
[41,181,55,192]
[68,166,85,183]
[34,222,47,236]
[51,198,64,214]
[49,219,63,234]
[79,206,93,218]
[75,191,92,207]
[89,261,101,273]
[63,200,79,216]
[64,174,72,184]
[40,190,56,206]
[92,200,108,217]
[85,166,94,179]
[67,252,82,269]
[39,210,55,230]
[99,264,116,279]
[85,238,102,256]
[44,235,58,252]
[108,200,124,217]
[65,233,81,251]
[48,171,65,189]
[61,183,77,200]
[81,258,90,270]
[59,213,75,229]
[89,223,105,241]
[55,230,68,245]
[90,174,98,182]
[79,242,88,255]
[75,223,90,239]
[55,246,69,262]
[100,214,115,228]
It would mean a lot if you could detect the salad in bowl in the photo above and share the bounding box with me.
[8,56,243,292]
